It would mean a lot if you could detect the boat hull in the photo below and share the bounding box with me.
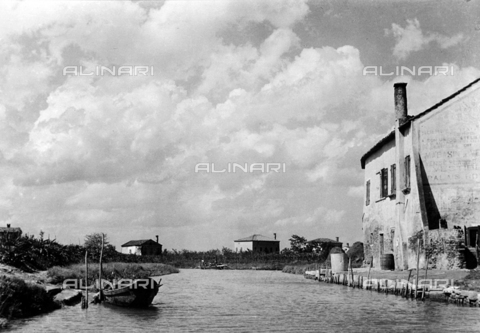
[103,278,160,308]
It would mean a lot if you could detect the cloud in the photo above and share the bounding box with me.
[0,1,478,250]
[386,18,465,60]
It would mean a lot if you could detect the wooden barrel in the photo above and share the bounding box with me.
[380,254,394,270]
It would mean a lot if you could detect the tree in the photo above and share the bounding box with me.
[84,233,109,260]
[289,235,307,253]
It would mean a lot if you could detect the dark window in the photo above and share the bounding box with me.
[366,180,370,206]
[390,164,396,194]
[380,168,388,198]
[404,155,411,189]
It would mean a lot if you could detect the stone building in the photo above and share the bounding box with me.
[361,79,480,270]
[234,234,280,253]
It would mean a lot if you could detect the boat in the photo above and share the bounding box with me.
[101,277,162,307]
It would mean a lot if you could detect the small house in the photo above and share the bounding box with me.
[0,224,22,243]
[234,234,280,253]
[121,238,162,256]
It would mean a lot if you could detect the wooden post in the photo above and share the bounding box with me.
[98,234,104,302]
[367,260,372,290]
[415,238,420,299]
[350,258,355,288]
[476,226,480,266]
[84,251,88,309]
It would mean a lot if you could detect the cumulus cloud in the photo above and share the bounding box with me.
[0,1,477,250]
[386,18,465,60]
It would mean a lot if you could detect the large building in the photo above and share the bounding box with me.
[234,234,280,253]
[361,80,480,270]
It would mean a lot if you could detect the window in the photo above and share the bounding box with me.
[390,164,396,194]
[366,180,370,206]
[380,168,388,198]
[404,155,411,189]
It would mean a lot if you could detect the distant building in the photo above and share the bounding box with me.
[361,80,480,270]
[234,234,280,253]
[121,238,162,255]
[0,224,22,243]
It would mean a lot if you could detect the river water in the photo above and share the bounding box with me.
[6,269,480,332]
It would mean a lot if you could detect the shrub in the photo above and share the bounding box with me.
[0,276,60,319]
[47,262,179,285]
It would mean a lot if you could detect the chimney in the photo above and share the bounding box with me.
[273,233,277,240]
[394,82,408,124]
[336,237,339,242]
[155,235,159,243]
[6,224,10,228]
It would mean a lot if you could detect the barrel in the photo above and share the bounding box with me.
[380,254,395,270]
[331,253,348,273]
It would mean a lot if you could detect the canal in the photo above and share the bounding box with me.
[6,269,480,332]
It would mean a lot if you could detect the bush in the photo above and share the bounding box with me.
[47,262,179,285]
[0,235,83,271]
[0,276,60,319]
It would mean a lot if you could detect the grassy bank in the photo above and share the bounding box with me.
[0,276,60,319]
[47,262,179,285]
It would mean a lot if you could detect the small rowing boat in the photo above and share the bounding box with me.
[102,277,162,307]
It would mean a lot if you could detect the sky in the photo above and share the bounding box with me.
[0,0,479,251]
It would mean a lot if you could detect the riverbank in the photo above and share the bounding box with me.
[303,268,480,305]
[0,262,179,326]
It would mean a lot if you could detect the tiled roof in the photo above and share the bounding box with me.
[121,239,161,247]
[360,77,480,169]
[234,234,279,242]
[308,238,342,244]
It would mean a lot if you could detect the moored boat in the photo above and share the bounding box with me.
[102,277,161,307]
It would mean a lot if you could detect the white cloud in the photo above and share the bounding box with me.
[0,1,477,250]
[387,18,465,60]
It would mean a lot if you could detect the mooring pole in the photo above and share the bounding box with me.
[84,251,88,309]
[99,234,104,302]
[367,259,372,290]
[415,238,420,299]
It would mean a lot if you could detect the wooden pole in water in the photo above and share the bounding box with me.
[98,234,104,302]
[415,238,420,299]
[84,251,88,309]
[367,260,372,290]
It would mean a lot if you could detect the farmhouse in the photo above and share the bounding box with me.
[0,224,22,243]
[234,234,280,253]
[361,79,480,270]
[121,237,162,256]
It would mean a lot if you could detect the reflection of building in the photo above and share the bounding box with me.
[361,80,480,270]
[121,238,162,255]
[234,234,280,253]
[0,224,22,243]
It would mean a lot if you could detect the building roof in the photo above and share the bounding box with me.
[308,238,342,244]
[234,234,279,242]
[121,239,162,247]
[360,77,480,169]
[0,227,22,233]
